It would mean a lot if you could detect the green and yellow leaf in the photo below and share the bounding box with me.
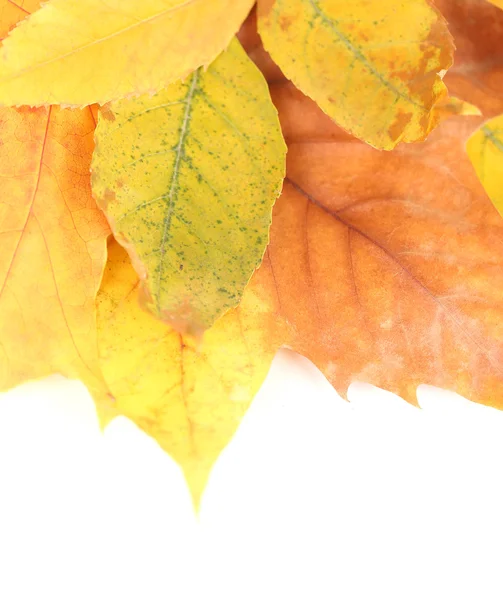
[92,39,286,334]
[467,114,503,216]
[257,0,454,150]
[95,239,286,508]
[0,0,254,106]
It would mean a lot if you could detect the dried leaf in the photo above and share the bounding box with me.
[0,0,254,106]
[95,239,285,507]
[0,105,109,390]
[467,114,503,217]
[92,39,286,334]
[257,0,454,149]
[265,83,503,407]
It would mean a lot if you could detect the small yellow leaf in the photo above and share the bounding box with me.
[466,114,503,216]
[488,0,503,9]
[0,0,255,106]
[257,0,454,150]
[92,39,286,334]
[95,239,285,508]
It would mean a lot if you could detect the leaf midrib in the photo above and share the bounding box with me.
[307,0,428,111]
[155,69,199,313]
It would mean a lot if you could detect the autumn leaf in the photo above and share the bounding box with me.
[92,38,286,334]
[0,105,110,392]
[488,0,503,9]
[0,0,110,392]
[0,0,255,107]
[256,0,454,150]
[263,82,503,407]
[95,239,285,507]
[467,114,503,217]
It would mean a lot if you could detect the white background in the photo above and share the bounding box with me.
[1,349,503,599]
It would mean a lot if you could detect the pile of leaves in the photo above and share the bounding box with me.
[0,0,502,507]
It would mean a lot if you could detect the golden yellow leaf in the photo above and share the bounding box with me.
[95,239,285,507]
[0,105,110,391]
[488,0,503,9]
[92,39,286,334]
[0,0,254,106]
[466,114,503,217]
[257,0,454,150]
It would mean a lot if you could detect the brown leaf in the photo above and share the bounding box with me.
[264,82,503,406]
[436,0,503,117]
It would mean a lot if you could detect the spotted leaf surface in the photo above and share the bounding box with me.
[467,114,503,217]
[257,0,454,150]
[0,0,254,106]
[92,39,286,334]
[95,239,285,507]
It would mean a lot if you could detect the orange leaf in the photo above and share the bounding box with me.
[263,81,503,406]
[0,105,110,391]
[0,1,40,40]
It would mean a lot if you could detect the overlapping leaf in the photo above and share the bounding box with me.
[95,239,286,507]
[257,0,454,150]
[0,0,255,106]
[265,83,503,407]
[2,0,503,511]
[0,1,109,392]
[92,39,286,334]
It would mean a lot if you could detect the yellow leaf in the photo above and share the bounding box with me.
[257,0,454,150]
[0,105,110,391]
[92,39,286,334]
[95,239,285,508]
[488,0,503,9]
[466,114,503,216]
[0,0,255,106]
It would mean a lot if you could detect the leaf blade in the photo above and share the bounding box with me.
[0,105,109,390]
[95,239,285,508]
[0,0,255,106]
[92,39,286,334]
[257,0,454,150]
[265,82,503,407]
